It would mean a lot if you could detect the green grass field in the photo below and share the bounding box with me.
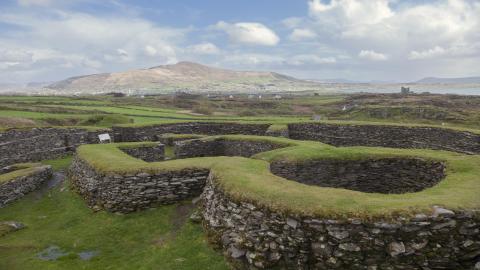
[1,94,479,131]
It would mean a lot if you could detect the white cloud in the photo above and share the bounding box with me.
[144,45,158,56]
[2,0,480,83]
[116,49,128,57]
[214,21,279,46]
[287,54,336,65]
[309,0,394,28]
[358,50,388,61]
[288,28,317,41]
[307,0,480,44]
[0,9,184,81]
[142,44,177,63]
[0,49,33,63]
[221,53,284,66]
[301,0,480,80]
[187,43,220,55]
[408,43,480,60]
[409,46,447,60]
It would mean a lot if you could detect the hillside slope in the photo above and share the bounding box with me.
[47,62,324,94]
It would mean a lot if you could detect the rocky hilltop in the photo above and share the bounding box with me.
[47,61,324,94]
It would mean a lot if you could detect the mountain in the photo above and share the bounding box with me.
[308,78,396,84]
[414,76,480,84]
[46,61,325,94]
[313,78,362,84]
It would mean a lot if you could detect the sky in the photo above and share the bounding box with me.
[0,0,479,84]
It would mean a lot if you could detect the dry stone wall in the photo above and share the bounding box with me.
[202,178,480,270]
[174,138,287,159]
[288,123,480,154]
[0,165,53,207]
[1,122,479,168]
[265,128,289,138]
[157,134,204,146]
[112,122,270,142]
[68,136,480,269]
[270,158,446,194]
[69,157,208,213]
[0,128,106,167]
[120,144,165,162]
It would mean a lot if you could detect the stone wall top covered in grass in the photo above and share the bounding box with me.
[72,135,480,218]
[69,134,480,269]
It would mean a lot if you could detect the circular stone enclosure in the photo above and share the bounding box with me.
[270,158,446,194]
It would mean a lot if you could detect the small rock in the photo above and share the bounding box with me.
[462,240,474,248]
[388,242,406,257]
[229,246,246,259]
[374,222,400,230]
[328,229,349,240]
[327,257,337,265]
[189,211,202,223]
[254,261,264,268]
[1,221,24,230]
[0,221,25,236]
[411,240,428,250]
[136,172,150,178]
[339,243,361,252]
[475,261,480,270]
[412,214,428,221]
[432,206,455,217]
[286,218,298,229]
[462,249,480,260]
[432,219,456,230]
[268,251,282,261]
